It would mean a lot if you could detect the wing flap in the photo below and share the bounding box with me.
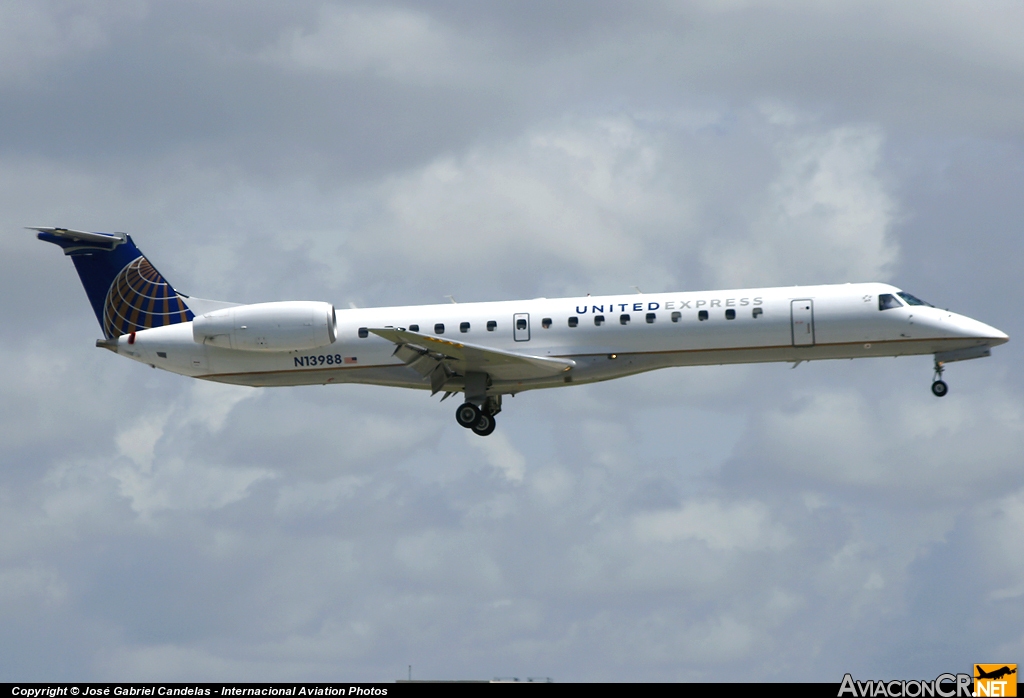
[370,328,574,382]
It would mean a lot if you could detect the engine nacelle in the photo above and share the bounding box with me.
[193,301,337,352]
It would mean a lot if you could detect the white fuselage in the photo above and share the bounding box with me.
[113,282,1007,396]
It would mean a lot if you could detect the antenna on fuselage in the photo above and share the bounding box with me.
[631,286,643,294]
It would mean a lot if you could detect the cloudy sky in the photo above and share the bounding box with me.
[2,0,1023,682]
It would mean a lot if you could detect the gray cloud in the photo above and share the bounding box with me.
[2,0,1022,683]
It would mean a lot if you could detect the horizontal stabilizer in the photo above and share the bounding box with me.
[370,327,574,382]
[28,227,126,250]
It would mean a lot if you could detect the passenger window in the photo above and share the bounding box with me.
[460,322,470,333]
[486,320,496,331]
[620,314,630,325]
[594,315,605,326]
[516,318,527,330]
[752,308,762,319]
[698,310,709,321]
[671,311,681,322]
[409,324,419,332]
[878,294,903,311]
[646,312,656,324]
[568,316,578,327]
[358,327,368,338]
[542,318,552,329]
[725,309,735,320]
[434,323,445,334]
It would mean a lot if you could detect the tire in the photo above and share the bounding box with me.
[931,380,948,397]
[472,412,496,436]
[456,402,481,428]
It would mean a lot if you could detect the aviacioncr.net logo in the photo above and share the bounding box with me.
[839,673,973,698]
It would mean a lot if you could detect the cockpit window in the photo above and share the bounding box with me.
[897,291,932,307]
[878,293,903,311]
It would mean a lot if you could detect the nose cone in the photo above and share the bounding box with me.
[951,313,1009,346]
[986,324,1010,346]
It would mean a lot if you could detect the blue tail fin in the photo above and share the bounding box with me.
[33,227,194,339]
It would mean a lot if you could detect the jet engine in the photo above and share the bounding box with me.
[192,301,337,352]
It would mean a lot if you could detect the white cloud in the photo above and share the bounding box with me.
[184,381,257,434]
[633,499,789,551]
[977,487,1024,602]
[672,615,757,663]
[102,377,269,517]
[393,530,504,590]
[275,475,368,516]
[469,430,526,483]
[360,116,692,295]
[748,385,1024,499]
[112,456,274,517]
[115,410,171,470]
[529,466,575,506]
[703,122,898,287]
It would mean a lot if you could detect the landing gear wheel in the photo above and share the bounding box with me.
[455,402,481,428]
[471,412,496,436]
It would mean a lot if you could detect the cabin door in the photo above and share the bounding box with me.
[513,313,531,342]
[791,300,815,346]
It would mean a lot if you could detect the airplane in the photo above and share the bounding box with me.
[975,666,1016,681]
[33,227,1009,436]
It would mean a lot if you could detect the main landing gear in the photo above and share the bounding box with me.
[455,399,499,436]
[931,360,948,397]
[455,373,500,436]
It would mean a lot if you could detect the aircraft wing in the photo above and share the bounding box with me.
[370,327,574,392]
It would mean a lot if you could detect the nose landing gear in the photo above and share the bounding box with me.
[931,360,948,397]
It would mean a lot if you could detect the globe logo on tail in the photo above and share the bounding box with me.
[102,256,194,339]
